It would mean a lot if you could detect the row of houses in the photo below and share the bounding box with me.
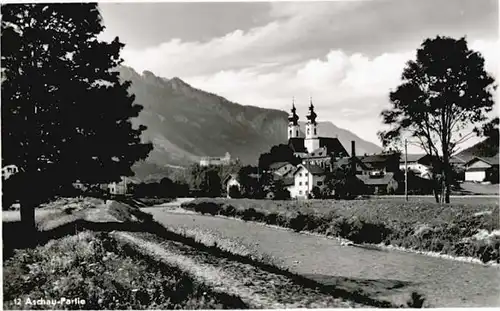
[72,176,132,195]
[224,100,499,199]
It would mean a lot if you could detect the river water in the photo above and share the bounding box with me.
[142,207,500,308]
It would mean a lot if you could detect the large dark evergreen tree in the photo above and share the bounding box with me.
[1,4,152,230]
[378,36,496,203]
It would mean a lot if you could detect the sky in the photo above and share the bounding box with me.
[98,0,499,153]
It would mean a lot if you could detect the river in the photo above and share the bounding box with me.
[142,206,500,308]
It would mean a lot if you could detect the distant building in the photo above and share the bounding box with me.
[2,165,19,180]
[357,172,399,195]
[287,164,327,199]
[200,152,233,167]
[224,173,241,198]
[359,152,401,175]
[399,154,432,179]
[465,155,499,182]
[108,177,132,195]
[269,162,297,179]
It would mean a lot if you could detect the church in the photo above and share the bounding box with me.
[287,98,348,170]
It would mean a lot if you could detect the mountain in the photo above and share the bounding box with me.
[118,66,382,178]
[455,138,499,163]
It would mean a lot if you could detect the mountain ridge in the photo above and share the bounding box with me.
[118,66,382,179]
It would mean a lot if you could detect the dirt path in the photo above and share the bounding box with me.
[112,231,367,308]
[142,208,500,307]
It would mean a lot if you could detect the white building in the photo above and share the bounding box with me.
[399,154,432,179]
[2,165,19,180]
[108,176,131,195]
[200,152,233,167]
[465,155,499,182]
[224,174,242,197]
[287,164,327,199]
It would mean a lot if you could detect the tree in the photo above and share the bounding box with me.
[378,36,496,203]
[1,4,152,231]
[325,165,366,199]
[228,185,241,198]
[258,144,301,170]
[474,117,499,157]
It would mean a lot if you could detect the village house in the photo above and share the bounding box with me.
[359,152,401,175]
[268,162,297,179]
[399,154,433,179]
[108,176,132,195]
[464,155,499,183]
[2,164,19,180]
[357,172,399,195]
[287,164,327,199]
[224,173,241,197]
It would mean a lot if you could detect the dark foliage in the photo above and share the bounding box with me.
[406,292,426,308]
[1,4,152,227]
[379,36,496,203]
[258,144,302,170]
[228,185,241,199]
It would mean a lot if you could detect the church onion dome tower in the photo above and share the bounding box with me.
[306,97,317,125]
[304,96,320,152]
[288,98,300,139]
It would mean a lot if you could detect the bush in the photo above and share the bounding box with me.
[181,198,499,262]
[406,292,426,308]
[228,185,241,199]
[195,202,220,216]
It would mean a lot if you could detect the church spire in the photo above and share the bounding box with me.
[288,97,299,125]
[306,96,317,125]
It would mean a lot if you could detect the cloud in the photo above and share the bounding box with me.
[117,1,498,146]
[184,38,498,146]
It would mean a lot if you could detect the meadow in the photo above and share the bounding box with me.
[181,197,500,263]
[3,231,248,310]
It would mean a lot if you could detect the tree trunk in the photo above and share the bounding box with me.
[432,174,440,203]
[442,150,451,204]
[20,198,37,241]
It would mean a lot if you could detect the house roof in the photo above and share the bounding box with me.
[269,161,291,170]
[357,172,396,186]
[466,154,499,167]
[450,155,467,164]
[360,154,389,163]
[223,173,239,185]
[334,156,370,170]
[294,164,325,176]
[400,154,426,163]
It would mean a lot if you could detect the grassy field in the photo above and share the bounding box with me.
[181,198,500,263]
[3,197,398,309]
[3,231,247,310]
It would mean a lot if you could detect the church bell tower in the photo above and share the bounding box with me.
[304,97,320,153]
[288,98,300,140]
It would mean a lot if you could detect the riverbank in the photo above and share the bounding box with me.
[143,208,500,307]
[3,197,393,309]
[181,198,500,263]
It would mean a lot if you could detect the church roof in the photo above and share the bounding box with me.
[317,137,349,156]
[288,138,307,153]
